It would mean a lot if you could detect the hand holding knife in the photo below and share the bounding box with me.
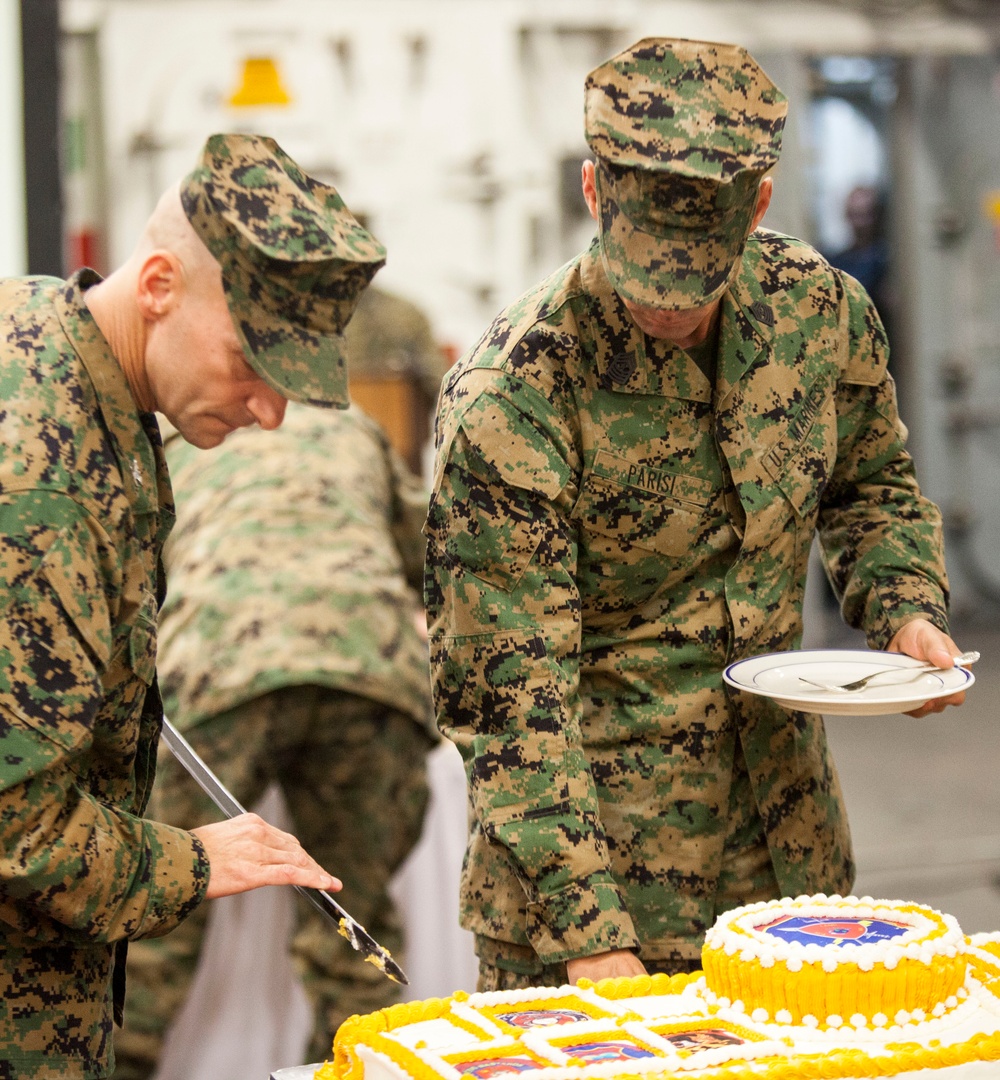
[160,715,408,985]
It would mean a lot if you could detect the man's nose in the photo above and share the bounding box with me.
[247,383,288,430]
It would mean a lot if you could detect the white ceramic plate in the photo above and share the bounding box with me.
[723,649,975,716]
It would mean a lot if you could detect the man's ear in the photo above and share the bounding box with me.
[581,160,599,221]
[751,177,773,232]
[135,251,183,321]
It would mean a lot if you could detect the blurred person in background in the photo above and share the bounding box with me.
[347,284,447,402]
[0,132,385,1078]
[424,38,965,993]
[824,183,894,349]
[345,282,451,476]
[115,403,437,1077]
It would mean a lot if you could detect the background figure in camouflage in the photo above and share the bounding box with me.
[345,285,448,401]
[115,405,437,1076]
[424,38,967,992]
[0,133,383,1078]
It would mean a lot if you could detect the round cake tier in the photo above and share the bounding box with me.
[702,894,966,1028]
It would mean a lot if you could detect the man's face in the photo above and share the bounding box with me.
[145,272,288,449]
[580,163,772,348]
[620,296,722,348]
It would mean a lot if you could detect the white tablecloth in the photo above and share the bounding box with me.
[152,741,478,1080]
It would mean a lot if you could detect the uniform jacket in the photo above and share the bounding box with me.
[0,273,209,1078]
[158,404,435,737]
[424,233,948,969]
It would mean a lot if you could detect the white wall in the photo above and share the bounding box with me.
[64,0,992,360]
[0,0,25,276]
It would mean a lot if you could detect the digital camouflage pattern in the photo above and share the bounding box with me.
[114,404,437,1076]
[345,285,448,399]
[424,232,949,974]
[0,271,209,1078]
[181,133,387,409]
[150,403,436,731]
[584,39,788,309]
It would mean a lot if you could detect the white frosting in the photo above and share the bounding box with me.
[347,1047,999,1080]
[384,1020,486,1052]
[703,893,964,972]
[617,994,708,1021]
[340,898,1000,1080]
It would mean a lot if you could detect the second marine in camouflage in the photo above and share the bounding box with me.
[424,39,962,987]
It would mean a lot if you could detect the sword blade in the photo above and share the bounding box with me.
[159,715,408,985]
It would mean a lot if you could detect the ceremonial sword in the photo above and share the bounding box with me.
[159,715,408,985]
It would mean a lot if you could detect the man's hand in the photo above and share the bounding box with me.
[887,617,968,717]
[565,949,647,984]
[192,813,343,900]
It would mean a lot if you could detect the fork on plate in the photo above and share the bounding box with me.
[797,650,980,693]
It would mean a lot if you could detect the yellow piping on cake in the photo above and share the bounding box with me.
[324,1008,1000,1080]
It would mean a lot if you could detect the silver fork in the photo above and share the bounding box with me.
[798,650,980,693]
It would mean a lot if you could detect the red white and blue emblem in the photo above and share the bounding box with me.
[564,1041,657,1063]
[454,1056,540,1077]
[754,914,910,947]
[495,1009,590,1029]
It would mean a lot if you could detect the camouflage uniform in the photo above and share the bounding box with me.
[0,134,384,1077]
[424,40,949,984]
[0,272,207,1078]
[115,404,437,1076]
[345,285,447,401]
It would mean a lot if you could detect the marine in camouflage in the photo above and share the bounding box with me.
[585,38,787,309]
[115,405,437,1077]
[426,230,948,977]
[424,37,948,983]
[0,273,209,1078]
[182,133,387,409]
[0,133,386,1077]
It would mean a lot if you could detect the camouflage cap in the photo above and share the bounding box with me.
[584,38,788,310]
[180,133,386,407]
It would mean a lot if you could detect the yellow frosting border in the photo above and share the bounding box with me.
[703,899,966,1026]
[321,974,1000,1080]
[702,947,966,1025]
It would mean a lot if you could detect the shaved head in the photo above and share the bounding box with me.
[136,183,222,291]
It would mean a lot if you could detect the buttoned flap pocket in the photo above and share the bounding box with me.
[424,476,546,593]
[571,450,712,557]
[761,434,831,521]
[128,600,157,686]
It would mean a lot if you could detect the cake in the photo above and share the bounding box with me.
[321,895,1000,1080]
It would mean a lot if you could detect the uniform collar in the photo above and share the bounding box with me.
[54,269,172,522]
[717,251,774,405]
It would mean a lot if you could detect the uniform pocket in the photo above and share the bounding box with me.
[761,427,833,523]
[572,450,711,558]
[128,606,157,686]
[424,471,546,592]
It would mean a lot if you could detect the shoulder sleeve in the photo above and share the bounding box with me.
[0,495,115,748]
[818,271,949,643]
[425,372,638,962]
[835,267,890,387]
[0,493,208,943]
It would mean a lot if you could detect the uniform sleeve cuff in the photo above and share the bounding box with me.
[524,879,639,963]
[134,823,210,938]
[865,582,949,650]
